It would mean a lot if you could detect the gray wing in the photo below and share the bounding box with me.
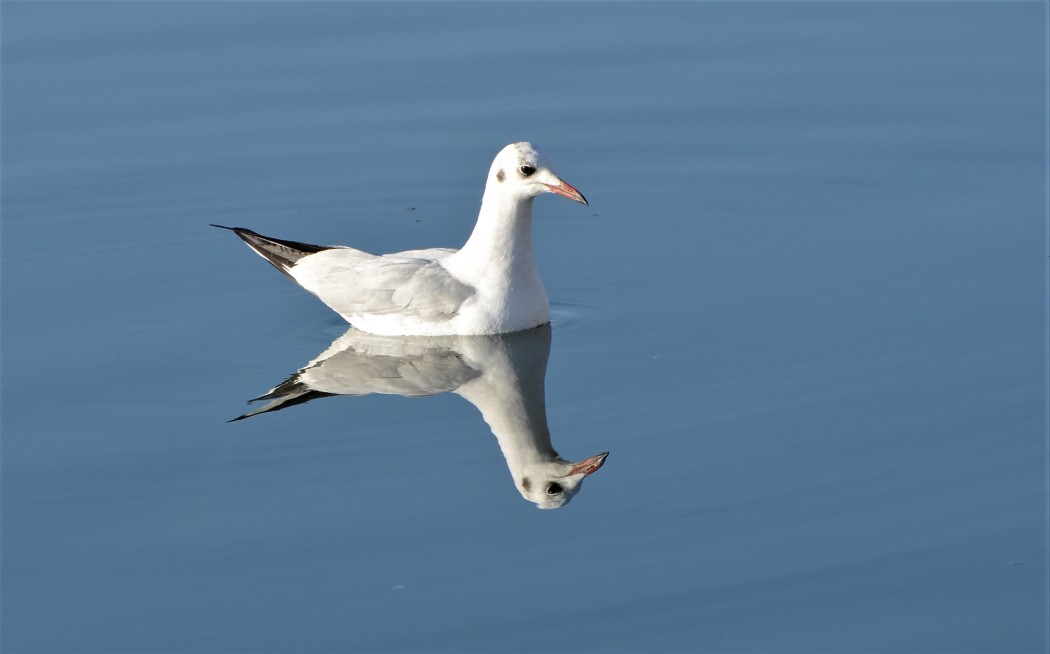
[290,249,475,322]
[212,225,336,279]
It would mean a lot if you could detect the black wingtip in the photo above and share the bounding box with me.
[210,223,236,230]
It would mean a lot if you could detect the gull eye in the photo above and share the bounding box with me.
[546,483,563,495]
[519,164,536,177]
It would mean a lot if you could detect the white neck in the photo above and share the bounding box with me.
[447,187,537,282]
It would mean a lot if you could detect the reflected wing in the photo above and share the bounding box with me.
[230,331,481,420]
[229,374,338,421]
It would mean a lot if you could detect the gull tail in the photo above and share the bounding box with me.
[211,224,334,278]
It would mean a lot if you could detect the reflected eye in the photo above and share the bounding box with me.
[519,164,536,177]
[546,483,563,495]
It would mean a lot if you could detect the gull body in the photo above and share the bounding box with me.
[215,142,587,336]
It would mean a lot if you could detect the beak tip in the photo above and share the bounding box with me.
[546,180,588,207]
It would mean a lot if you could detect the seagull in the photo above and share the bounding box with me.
[232,325,609,509]
[214,142,588,336]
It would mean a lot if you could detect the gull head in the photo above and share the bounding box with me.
[487,142,588,206]
[516,452,608,509]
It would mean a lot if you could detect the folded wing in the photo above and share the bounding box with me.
[291,249,474,323]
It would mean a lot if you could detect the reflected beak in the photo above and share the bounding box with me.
[544,179,589,206]
[569,452,609,477]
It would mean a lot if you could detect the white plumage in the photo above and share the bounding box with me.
[217,142,588,335]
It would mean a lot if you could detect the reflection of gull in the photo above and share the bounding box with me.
[214,142,588,336]
[235,325,607,509]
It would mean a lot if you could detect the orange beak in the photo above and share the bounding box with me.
[544,179,589,206]
[569,452,608,477]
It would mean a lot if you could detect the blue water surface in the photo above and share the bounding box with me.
[2,3,1047,652]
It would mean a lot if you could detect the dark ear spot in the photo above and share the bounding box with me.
[521,477,531,491]
[496,168,505,183]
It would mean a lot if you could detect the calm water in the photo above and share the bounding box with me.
[3,3,1047,652]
